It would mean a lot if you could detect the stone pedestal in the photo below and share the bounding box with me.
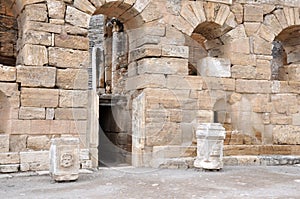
[194,123,226,170]
[50,137,80,181]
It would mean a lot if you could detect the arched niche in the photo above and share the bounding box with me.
[272,25,300,81]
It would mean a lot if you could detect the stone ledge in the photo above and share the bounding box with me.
[224,155,300,166]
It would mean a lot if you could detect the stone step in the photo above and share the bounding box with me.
[224,155,300,166]
[153,155,300,169]
[224,145,300,156]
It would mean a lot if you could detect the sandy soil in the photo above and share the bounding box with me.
[1,166,300,199]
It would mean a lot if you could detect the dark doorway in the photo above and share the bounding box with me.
[98,95,131,167]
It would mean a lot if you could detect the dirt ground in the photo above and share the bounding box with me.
[1,166,300,199]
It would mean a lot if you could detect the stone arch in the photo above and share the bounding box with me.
[272,25,300,81]
[257,7,300,80]
[0,1,18,66]
[176,1,236,76]
[172,1,236,36]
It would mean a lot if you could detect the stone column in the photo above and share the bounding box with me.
[194,123,226,170]
[111,31,128,94]
[49,137,80,181]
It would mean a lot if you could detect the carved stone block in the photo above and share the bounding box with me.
[49,137,80,181]
[194,123,226,170]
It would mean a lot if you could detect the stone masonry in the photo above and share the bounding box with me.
[0,0,299,172]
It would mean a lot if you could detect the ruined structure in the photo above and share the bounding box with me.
[0,0,300,172]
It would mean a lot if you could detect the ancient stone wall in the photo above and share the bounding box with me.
[0,0,300,171]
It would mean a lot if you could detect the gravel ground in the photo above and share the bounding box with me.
[1,166,300,199]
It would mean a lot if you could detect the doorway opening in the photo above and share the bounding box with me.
[98,95,131,167]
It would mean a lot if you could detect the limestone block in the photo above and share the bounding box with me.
[0,152,20,164]
[221,25,247,43]
[19,107,45,120]
[145,122,182,146]
[215,4,231,26]
[50,137,80,181]
[9,135,27,152]
[23,3,47,22]
[253,36,272,55]
[0,65,16,81]
[59,90,88,108]
[251,95,272,113]
[229,53,256,66]
[126,74,166,90]
[166,15,193,36]
[21,44,48,66]
[263,14,282,36]
[273,125,300,145]
[48,47,89,68]
[236,80,271,93]
[46,108,55,120]
[27,135,50,150]
[73,0,96,15]
[21,30,51,47]
[17,66,56,87]
[166,75,203,90]
[270,113,292,125]
[271,94,298,114]
[137,58,188,75]
[0,134,9,152]
[180,2,201,28]
[204,2,216,22]
[283,7,295,26]
[227,38,250,54]
[21,88,59,107]
[54,34,89,50]
[231,65,256,79]
[129,45,161,62]
[65,6,90,28]
[293,113,300,126]
[133,0,151,12]
[152,146,196,162]
[197,57,231,77]
[55,108,87,120]
[197,90,214,110]
[140,1,163,23]
[20,151,49,171]
[244,4,263,22]
[161,45,189,59]
[273,9,288,29]
[225,11,237,28]
[47,0,66,19]
[230,3,243,24]
[8,120,31,134]
[258,24,275,42]
[0,83,18,97]
[56,69,88,90]
[244,22,260,37]
[23,21,62,34]
[256,59,271,80]
[0,164,19,173]
[64,24,88,36]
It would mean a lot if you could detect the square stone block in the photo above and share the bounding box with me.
[50,137,80,181]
